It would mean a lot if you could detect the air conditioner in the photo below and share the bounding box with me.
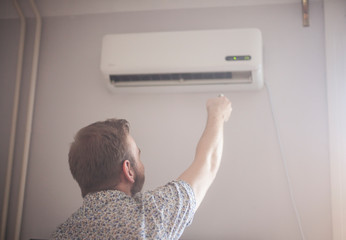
[100,28,263,93]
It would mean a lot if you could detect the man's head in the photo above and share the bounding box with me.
[68,119,145,197]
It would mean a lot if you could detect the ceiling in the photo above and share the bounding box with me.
[1,0,320,19]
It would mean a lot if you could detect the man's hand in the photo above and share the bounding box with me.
[206,96,232,122]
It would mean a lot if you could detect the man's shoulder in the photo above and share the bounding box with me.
[137,180,195,207]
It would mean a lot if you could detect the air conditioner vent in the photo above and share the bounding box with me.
[110,71,252,87]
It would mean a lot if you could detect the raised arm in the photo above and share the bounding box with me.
[178,96,232,209]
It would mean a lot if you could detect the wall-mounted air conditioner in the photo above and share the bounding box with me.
[100,28,263,93]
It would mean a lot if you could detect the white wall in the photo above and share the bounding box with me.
[1,1,332,239]
[324,1,346,239]
[0,19,19,219]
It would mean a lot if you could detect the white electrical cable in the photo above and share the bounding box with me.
[264,82,306,240]
[0,1,26,240]
[14,0,41,239]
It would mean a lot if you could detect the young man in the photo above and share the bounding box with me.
[52,96,232,239]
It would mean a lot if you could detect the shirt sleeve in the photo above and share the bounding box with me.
[140,180,196,239]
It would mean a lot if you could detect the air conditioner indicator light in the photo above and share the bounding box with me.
[225,55,251,61]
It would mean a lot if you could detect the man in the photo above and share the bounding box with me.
[52,96,232,239]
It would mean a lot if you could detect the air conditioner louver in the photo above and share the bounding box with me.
[110,71,253,87]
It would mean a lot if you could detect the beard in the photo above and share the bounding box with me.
[131,166,145,196]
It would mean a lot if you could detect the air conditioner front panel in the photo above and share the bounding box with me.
[100,28,263,92]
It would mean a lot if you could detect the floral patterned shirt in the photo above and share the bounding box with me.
[51,180,196,239]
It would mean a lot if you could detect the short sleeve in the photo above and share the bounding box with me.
[139,180,196,239]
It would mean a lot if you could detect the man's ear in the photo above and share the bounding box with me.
[122,160,135,183]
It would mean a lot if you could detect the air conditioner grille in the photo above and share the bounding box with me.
[110,71,235,83]
[109,71,252,87]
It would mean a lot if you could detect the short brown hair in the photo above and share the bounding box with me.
[68,119,133,197]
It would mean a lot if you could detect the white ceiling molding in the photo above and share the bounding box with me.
[1,0,322,19]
